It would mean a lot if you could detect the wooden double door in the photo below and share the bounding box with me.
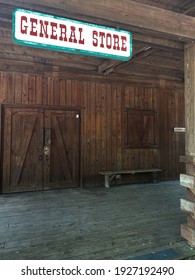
[1,106,80,193]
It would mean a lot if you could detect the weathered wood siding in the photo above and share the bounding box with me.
[0,72,185,188]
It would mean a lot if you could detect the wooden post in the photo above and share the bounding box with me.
[180,43,195,247]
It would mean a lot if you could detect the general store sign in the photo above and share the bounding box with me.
[12,9,132,61]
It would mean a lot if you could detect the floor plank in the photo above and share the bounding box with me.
[0,180,195,259]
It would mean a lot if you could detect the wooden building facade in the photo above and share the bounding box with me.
[0,73,185,192]
[0,0,195,248]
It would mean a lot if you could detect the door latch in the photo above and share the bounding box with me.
[44,146,50,155]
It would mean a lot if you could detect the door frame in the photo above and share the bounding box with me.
[0,103,83,194]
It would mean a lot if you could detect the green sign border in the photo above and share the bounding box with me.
[12,8,133,61]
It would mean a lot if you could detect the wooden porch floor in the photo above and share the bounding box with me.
[0,180,195,260]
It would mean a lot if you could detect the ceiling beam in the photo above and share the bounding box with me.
[134,34,184,51]
[1,0,195,41]
[108,47,155,75]
[98,45,150,74]
[98,60,121,74]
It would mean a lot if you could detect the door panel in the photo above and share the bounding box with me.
[2,107,80,193]
[44,110,80,189]
[2,108,43,193]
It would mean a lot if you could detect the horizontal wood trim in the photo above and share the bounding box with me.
[0,61,184,88]
[1,103,82,111]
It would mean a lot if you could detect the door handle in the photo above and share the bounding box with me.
[44,146,50,162]
[44,146,50,155]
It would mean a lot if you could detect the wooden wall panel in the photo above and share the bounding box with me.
[22,75,29,104]
[100,83,107,175]
[106,84,113,171]
[35,76,43,105]
[0,73,7,103]
[90,82,96,186]
[0,72,185,188]
[28,76,36,104]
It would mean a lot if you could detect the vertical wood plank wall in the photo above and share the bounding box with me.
[0,72,185,187]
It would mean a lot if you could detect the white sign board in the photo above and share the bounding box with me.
[13,9,133,61]
[173,127,186,132]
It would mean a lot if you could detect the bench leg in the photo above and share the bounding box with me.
[104,174,117,188]
[105,175,110,188]
[152,172,159,183]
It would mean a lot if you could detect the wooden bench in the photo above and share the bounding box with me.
[100,168,162,188]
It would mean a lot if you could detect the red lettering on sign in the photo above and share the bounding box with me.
[92,30,98,47]
[92,30,128,52]
[113,35,120,50]
[30,18,38,36]
[50,22,57,40]
[78,28,85,45]
[121,36,127,51]
[39,20,49,38]
[59,24,67,41]
[69,26,77,43]
[106,33,112,49]
[99,32,105,48]
[21,16,28,34]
